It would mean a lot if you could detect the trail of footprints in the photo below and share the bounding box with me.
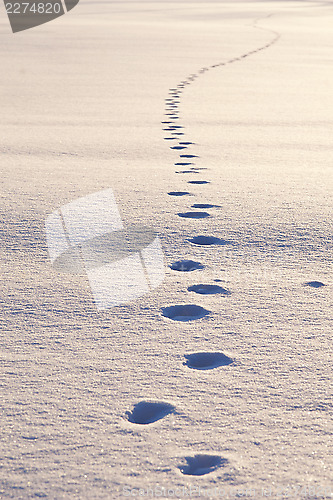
[125,16,328,477]
[126,69,236,475]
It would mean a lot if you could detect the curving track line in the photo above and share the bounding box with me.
[164,14,282,473]
[163,14,280,173]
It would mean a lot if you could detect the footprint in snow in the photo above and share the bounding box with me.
[184,352,233,370]
[188,180,210,185]
[189,235,231,246]
[192,203,220,209]
[179,455,226,476]
[162,304,210,321]
[168,191,191,196]
[176,170,199,174]
[170,260,204,272]
[304,281,326,288]
[126,401,175,425]
[188,284,230,295]
[178,211,210,219]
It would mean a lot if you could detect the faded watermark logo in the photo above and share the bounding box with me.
[45,189,165,311]
[3,0,79,33]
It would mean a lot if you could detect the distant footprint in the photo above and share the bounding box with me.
[178,211,210,219]
[176,170,198,174]
[184,352,233,370]
[170,260,204,272]
[162,304,210,321]
[171,146,187,150]
[126,401,175,425]
[304,281,326,288]
[192,203,220,209]
[168,191,191,196]
[188,284,230,295]
[180,154,199,158]
[189,235,230,246]
[188,180,210,185]
[179,455,226,476]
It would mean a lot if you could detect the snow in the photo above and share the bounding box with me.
[0,0,331,498]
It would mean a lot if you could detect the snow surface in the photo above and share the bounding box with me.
[0,0,332,498]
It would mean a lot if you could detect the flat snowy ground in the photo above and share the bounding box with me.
[0,1,332,498]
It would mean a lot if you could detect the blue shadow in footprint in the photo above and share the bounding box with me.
[179,455,227,476]
[178,212,210,219]
[184,352,233,370]
[189,235,231,246]
[304,281,326,288]
[188,284,230,295]
[192,203,220,209]
[168,191,191,196]
[170,260,204,272]
[162,304,210,321]
[188,180,210,185]
[126,401,175,425]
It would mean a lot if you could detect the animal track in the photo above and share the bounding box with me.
[304,281,326,288]
[184,352,233,370]
[179,455,226,476]
[162,304,210,321]
[192,203,220,209]
[188,284,230,295]
[170,260,204,272]
[188,180,210,185]
[176,170,198,174]
[126,401,175,425]
[168,191,191,196]
[177,211,210,219]
[161,16,282,473]
[189,235,231,246]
